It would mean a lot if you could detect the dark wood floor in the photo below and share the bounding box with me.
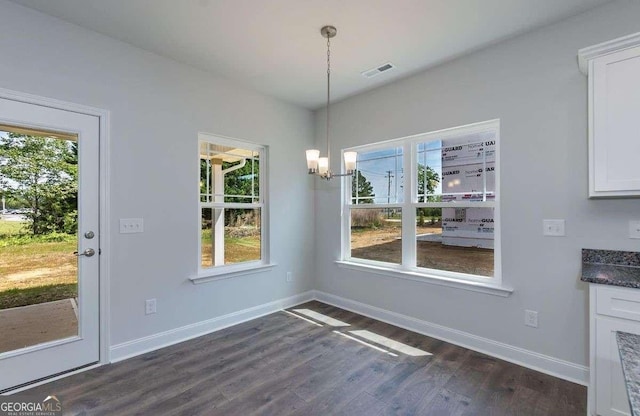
[25,301,586,415]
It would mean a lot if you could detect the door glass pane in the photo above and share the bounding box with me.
[416,207,494,277]
[350,208,402,265]
[0,126,78,354]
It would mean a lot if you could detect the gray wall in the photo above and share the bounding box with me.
[3,0,639,375]
[0,1,315,346]
[313,0,640,368]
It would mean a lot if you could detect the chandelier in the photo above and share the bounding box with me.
[305,25,357,180]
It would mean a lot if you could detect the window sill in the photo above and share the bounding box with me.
[335,261,513,297]
[190,263,277,285]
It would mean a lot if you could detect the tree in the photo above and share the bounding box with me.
[223,159,259,203]
[0,133,78,235]
[351,170,375,204]
[417,164,441,226]
[222,158,260,226]
[417,164,440,202]
[200,156,261,229]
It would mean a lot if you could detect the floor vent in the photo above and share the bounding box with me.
[361,62,396,79]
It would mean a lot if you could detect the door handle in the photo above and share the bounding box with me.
[74,248,96,257]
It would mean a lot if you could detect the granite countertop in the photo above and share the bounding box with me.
[617,331,640,416]
[581,249,640,289]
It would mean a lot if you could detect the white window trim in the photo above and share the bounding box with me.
[190,261,277,284]
[335,260,512,297]
[340,119,511,295]
[192,132,270,284]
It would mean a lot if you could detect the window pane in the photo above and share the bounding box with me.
[416,207,494,277]
[201,207,261,267]
[201,207,213,268]
[199,142,260,204]
[416,143,442,203]
[352,147,403,204]
[200,158,212,203]
[417,131,495,202]
[350,208,402,265]
[223,154,259,203]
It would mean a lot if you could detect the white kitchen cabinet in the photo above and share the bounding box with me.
[579,33,640,198]
[589,284,640,415]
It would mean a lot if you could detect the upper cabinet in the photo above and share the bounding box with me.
[579,33,640,198]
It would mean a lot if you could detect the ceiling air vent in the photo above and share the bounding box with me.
[361,62,396,79]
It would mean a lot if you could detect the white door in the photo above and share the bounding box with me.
[0,96,100,392]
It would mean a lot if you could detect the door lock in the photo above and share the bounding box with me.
[84,231,95,239]
[74,248,95,257]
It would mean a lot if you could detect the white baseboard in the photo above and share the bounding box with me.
[312,290,589,386]
[110,291,314,363]
[109,288,588,386]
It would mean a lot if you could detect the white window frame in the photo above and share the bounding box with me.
[192,133,272,284]
[339,120,511,296]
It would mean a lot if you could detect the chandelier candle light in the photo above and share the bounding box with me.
[306,25,357,180]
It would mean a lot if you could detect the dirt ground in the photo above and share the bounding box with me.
[351,222,494,277]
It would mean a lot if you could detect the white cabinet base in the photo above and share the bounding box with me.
[589,285,640,415]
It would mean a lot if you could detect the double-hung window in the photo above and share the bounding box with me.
[342,120,500,284]
[199,134,267,274]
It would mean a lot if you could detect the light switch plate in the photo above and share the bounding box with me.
[120,218,144,234]
[543,219,565,237]
[630,220,640,239]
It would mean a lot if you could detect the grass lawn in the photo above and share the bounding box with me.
[0,283,77,309]
[201,230,261,267]
[0,220,25,236]
[0,219,78,309]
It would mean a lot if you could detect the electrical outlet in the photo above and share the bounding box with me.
[120,218,144,234]
[145,298,156,315]
[286,272,293,282]
[525,310,538,328]
[542,219,565,237]
[629,220,640,239]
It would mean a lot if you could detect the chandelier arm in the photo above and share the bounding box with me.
[311,171,351,180]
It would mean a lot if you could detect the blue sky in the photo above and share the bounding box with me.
[355,140,443,203]
[354,134,495,203]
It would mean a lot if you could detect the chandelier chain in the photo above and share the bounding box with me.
[326,35,331,162]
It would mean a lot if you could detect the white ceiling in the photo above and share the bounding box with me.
[11,0,612,109]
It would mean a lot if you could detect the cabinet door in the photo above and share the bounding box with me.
[591,45,640,197]
[595,316,637,416]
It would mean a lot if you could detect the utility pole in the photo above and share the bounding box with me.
[385,170,394,218]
